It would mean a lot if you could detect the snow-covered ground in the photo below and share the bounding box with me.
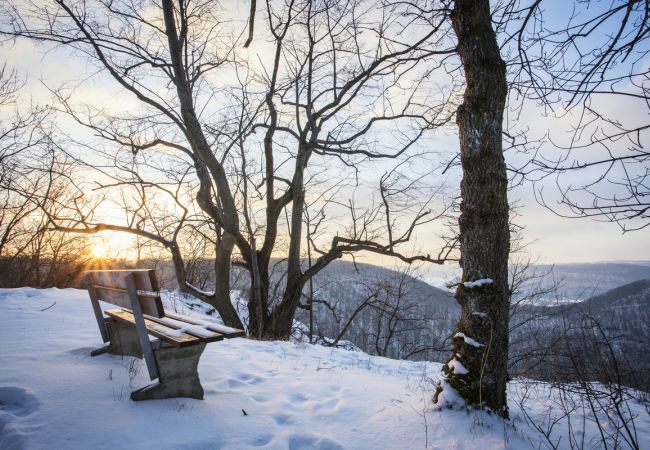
[0,288,648,450]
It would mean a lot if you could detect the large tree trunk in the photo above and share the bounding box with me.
[170,238,243,329]
[162,0,244,330]
[247,257,270,338]
[437,0,510,417]
[264,143,311,339]
[213,237,244,329]
[266,282,303,339]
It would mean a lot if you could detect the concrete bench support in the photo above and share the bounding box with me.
[90,320,144,358]
[95,320,146,358]
[130,342,206,401]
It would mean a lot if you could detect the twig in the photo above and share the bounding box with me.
[39,301,56,311]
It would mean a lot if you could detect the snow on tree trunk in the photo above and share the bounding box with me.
[435,0,510,417]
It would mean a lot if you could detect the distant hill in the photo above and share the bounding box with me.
[293,260,458,361]
[510,278,650,391]
[583,278,650,312]
[152,257,650,305]
[423,261,650,302]
[523,262,650,302]
[576,280,650,378]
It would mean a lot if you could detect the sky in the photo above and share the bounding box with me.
[511,198,650,264]
[1,0,648,266]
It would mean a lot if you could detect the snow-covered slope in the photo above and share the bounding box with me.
[0,288,648,449]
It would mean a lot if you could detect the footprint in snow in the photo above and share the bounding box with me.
[288,433,345,450]
[272,412,294,425]
[237,373,265,385]
[225,378,246,389]
[0,387,39,418]
[252,394,269,403]
[247,376,265,385]
[311,397,341,414]
[251,433,273,447]
[0,387,39,450]
[289,392,308,403]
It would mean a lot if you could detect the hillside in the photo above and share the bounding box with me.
[510,279,650,391]
[584,278,650,315]
[294,261,650,369]
[1,287,648,449]
[293,261,457,361]
[517,262,650,303]
[422,261,650,302]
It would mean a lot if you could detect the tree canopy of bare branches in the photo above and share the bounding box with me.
[0,0,457,337]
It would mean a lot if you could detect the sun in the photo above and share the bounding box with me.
[91,244,107,259]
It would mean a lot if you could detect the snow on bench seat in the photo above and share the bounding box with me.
[164,311,245,336]
[106,308,244,344]
[105,309,205,346]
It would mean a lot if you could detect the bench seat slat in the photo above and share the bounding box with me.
[106,309,201,347]
[164,311,246,338]
[143,315,225,342]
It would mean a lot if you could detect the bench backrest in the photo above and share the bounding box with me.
[85,269,165,318]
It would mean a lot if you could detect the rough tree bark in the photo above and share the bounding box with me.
[162,0,243,329]
[435,0,511,417]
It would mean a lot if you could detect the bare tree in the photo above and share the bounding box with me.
[0,64,41,269]
[430,0,650,417]
[425,0,512,417]
[1,0,250,326]
[237,0,458,338]
[514,311,643,450]
[499,0,650,231]
[1,0,456,337]
[0,62,95,287]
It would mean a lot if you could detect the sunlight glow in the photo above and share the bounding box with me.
[91,244,107,259]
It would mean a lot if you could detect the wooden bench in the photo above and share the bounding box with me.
[85,269,245,401]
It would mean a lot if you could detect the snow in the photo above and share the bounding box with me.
[1,287,648,450]
[454,332,484,348]
[184,282,215,297]
[446,358,469,375]
[151,324,184,337]
[155,317,224,338]
[463,278,494,288]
